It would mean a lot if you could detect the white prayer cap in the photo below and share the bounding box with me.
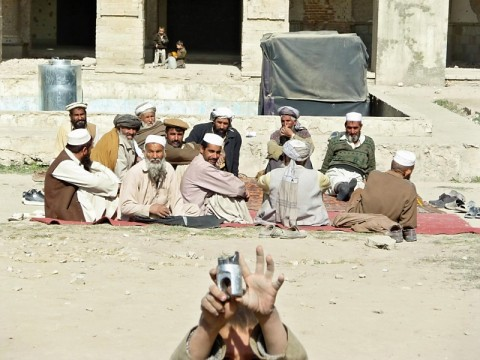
[283,139,311,162]
[66,102,87,111]
[210,107,234,120]
[145,135,166,147]
[67,129,91,146]
[278,106,300,119]
[135,101,156,116]
[203,133,224,147]
[393,150,416,167]
[345,112,362,122]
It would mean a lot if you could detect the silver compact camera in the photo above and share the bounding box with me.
[217,251,243,297]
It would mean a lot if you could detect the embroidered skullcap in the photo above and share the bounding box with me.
[164,118,189,130]
[145,135,166,147]
[393,150,416,167]
[135,101,156,116]
[113,114,142,129]
[66,102,87,111]
[67,129,91,146]
[210,107,234,121]
[203,133,224,147]
[278,106,300,119]
[283,139,311,162]
[345,112,362,122]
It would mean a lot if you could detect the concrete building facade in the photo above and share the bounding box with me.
[0,0,479,84]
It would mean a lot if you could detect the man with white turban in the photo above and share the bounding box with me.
[120,135,199,220]
[54,102,97,156]
[265,106,315,173]
[45,129,120,222]
[185,107,242,176]
[255,139,330,227]
[133,101,166,148]
[320,112,376,201]
[346,150,418,237]
[181,133,252,223]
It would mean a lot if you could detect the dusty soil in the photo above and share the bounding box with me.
[1,175,479,359]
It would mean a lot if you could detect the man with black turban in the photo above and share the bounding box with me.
[91,114,142,181]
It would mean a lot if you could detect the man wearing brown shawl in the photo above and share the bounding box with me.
[91,114,142,181]
[133,101,166,148]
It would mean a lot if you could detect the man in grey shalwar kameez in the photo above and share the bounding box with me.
[255,139,330,227]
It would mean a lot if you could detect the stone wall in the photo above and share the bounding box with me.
[95,0,145,74]
[241,0,289,76]
[373,0,449,86]
[31,0,56,46]
[2,0,30,59]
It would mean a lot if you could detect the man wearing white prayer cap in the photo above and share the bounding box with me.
[45,129,120,222]
[185,106,242,176]
[346,149,418,239]
[265,105,315,173]
[181,133,252,224]
[54,101,97,156]
[120,134,199,220]
[256,139,330,228]
[320,111,376,201]
[133,101,166,148]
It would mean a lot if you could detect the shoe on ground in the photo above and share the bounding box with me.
[259,225,284,238]
[388,224,404,243]
[280,226,307,239]
[336,178,357,202]
[403,227,417,242]
[22,191,45,206]
[8,213,24,221]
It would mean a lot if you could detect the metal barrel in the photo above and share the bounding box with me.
[38,59,82,111]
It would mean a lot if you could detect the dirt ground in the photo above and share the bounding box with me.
[1,174,479,359]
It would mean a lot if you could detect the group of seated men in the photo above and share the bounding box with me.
[46,101,418,232]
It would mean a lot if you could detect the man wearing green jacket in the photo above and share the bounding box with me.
[320,112,376,201]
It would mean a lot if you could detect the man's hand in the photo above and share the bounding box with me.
[235,245,284,316]
[216,154,226,169]
[280,126,294,139]
[149,204,171,217]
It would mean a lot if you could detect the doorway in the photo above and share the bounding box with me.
[57,0,96,46]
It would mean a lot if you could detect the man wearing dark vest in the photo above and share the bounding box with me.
[45,129,120,222]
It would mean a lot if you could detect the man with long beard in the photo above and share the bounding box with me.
[91,114,143,181]
[54,102,97,156]
[185,107,242,176]
[45,129,120,222]
[320,112,376,201]
[120,135,199,220]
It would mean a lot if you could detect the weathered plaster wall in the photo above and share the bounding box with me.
[96,0,145,74]
[31,0,56,45]
[0,0,3,60]
[241,0,289,76]
[2,0,30,58]
[374,0,449,86]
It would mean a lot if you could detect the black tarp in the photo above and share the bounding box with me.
[259,31,370,116]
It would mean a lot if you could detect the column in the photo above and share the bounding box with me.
[372,0,450,86]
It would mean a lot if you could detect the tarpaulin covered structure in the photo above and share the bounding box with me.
[259,31,370,116]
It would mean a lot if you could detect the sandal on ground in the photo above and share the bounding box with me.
[280,226,307,239]
[465,206,477,219]
[444,198,464,210]
[258,225,284,238]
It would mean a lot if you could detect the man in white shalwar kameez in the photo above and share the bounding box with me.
[181,133,252,224]
[45,129,120,222]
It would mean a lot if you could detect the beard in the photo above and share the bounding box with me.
[213,127,227,138]
[146,157,167,187]
[72,120,87,129]
[169,140,182,148]
[81,153,92,172]
[141,122,154,129]
[347,134,360,144]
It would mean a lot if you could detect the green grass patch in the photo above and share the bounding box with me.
[0,164,48,174]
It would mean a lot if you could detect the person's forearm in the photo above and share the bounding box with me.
[187,319,222,360]
[256,308,288,355]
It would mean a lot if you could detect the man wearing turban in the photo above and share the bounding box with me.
[265,106,314,173]
[255,139,330,227]
[133,101,166,148]
[91,114,142,181]
[185,107,242,176]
